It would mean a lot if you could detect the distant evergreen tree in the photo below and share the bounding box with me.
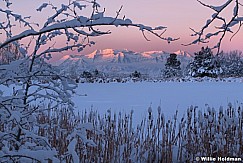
[189,47,222,78]
[131,70,141,78]
[163,53,182,78]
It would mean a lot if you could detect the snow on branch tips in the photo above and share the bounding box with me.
[184,0,242,54]
[0,0,178,49]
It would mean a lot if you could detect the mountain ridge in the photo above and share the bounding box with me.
[57,49,192,64]
[56,49,193,76]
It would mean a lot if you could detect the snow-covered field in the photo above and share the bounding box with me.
[73,82,243,124]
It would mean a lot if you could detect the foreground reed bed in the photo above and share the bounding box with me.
[1,103,243,162]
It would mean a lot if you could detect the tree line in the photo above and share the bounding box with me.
[163,47,243,79]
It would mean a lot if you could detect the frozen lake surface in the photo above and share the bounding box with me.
[1,82,243,124]
[73,82,243,123]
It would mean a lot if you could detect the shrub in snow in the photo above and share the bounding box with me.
[188,47,222,78]
[82,71,93,79]
[0,42,24,65]
[130,70,141,78]
[219,51,243,77]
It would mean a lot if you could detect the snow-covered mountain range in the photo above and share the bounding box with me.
[56,49,193,76]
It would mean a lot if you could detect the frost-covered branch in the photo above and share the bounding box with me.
[185,0,243,53]
[0,1,178,49]
[0,18,177,49]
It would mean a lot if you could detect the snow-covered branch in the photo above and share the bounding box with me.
[0,0,178,50]
[0,18,176,49]
[185,0,242,53]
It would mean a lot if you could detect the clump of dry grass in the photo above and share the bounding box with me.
[178,103,243,162]
[1,103,243,162]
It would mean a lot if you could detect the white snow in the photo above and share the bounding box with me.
[72,82,243,124]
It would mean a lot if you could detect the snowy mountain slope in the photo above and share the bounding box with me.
[84,49,159,63]
[56,49,193,75]
[174,50,194,58]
